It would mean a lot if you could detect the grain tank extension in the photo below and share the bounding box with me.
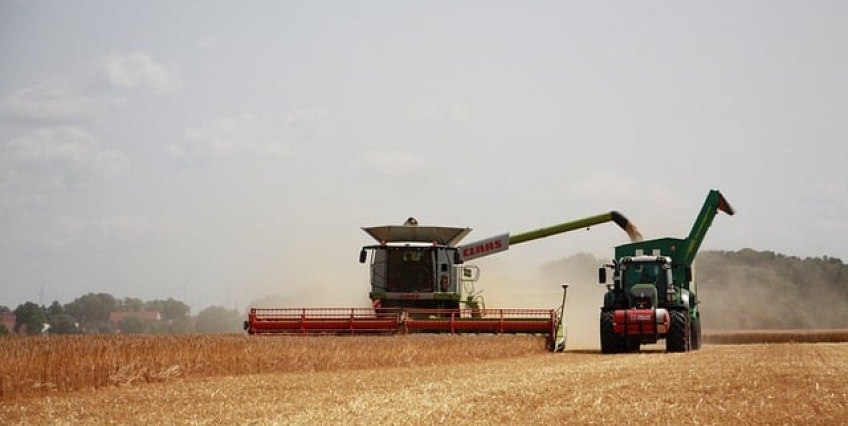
[597,189,735,353]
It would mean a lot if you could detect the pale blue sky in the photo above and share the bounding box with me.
[1,1,846,312]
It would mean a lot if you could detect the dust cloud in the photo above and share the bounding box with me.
[244,262,373,310]
[696,252,848,330]
[473,253,606,350]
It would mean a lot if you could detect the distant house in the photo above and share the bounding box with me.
[0,312,16,334]
[108,311,162,333]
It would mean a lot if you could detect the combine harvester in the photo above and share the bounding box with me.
[246,211,642,351]
[597,189,735,353]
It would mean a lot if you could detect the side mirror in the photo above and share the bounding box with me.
[359,249,367,264]
[454,251,463,264]
[685,266,693,283]
[598,267,607,284]
[461,266,480,281]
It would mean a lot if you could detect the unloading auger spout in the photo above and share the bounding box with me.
[459,211,643,261]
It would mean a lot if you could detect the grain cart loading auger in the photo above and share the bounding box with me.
[597,189,735,353]
[245,211,642,351]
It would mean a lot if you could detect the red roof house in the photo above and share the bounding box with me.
[0,312,16,333]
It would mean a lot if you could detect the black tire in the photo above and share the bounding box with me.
[690,315,702,350]
[600,311,627,354]
[666,310,690,353]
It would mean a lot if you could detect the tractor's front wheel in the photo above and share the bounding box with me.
[600,311,627,354]
[666,310,690,353]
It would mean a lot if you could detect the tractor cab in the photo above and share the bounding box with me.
[600,255,674,309]
[622,256,673,308]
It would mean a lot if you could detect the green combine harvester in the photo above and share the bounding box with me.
[598,189,735,353]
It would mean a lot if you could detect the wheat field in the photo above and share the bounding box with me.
[1,334,847,425]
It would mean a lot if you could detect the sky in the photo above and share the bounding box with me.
[1,1,846,313]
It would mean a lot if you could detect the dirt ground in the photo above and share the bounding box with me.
[2,343,846,425]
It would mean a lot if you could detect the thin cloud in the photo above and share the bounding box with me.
[360,150,424,176]
[2,126,128,191]
[54,213,168,251]
[171,112,291,164]
[284,108,328,125]
[0,77,104,125]
[5,212,176,259]
[103,53,181,94]
[569,172,641,201]
[403,99,468,122]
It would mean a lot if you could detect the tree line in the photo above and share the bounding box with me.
[0,293,245,336]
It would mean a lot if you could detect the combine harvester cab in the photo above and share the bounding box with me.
[359,218,563,348]
[247,212,642,352]
[598,189,735,354]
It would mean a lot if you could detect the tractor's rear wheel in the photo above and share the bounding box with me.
[666,310,690,353]
[690,315,702,350]
[600,311,627,354]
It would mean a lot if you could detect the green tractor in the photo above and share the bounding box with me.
[598,190,735,353]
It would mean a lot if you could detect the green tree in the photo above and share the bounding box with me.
[195,306,243,333]
[48,313,79,334]
[118,316,146,334]
[145,298,190,321]
[120,297,145,312]
[46,300,64,317]
[13,302,47,335]
[168,317,194,334]
[64,293,118,331]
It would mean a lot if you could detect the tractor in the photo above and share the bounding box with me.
[597,189,735,353]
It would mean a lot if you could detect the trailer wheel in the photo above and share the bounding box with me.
[600,311,626,354]
[666,310,689,353]
[690,315,702,350]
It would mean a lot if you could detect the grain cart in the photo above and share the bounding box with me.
[246,211,641,351]
[597,190,735,353]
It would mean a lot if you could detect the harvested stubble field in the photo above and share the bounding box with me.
[1,333,847,425]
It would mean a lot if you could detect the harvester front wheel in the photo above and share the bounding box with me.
[600,311,626,354]
[666,310,690,353]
